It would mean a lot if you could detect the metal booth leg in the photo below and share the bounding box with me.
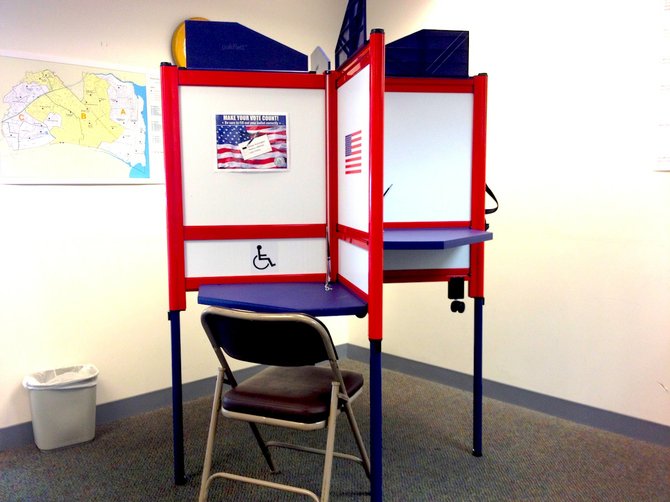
[473,297,484,457]
[370,339,383,502]
[169,310,187,484]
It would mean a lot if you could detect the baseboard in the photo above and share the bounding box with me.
[0,365,262,452]
[344,343,670,447]
[2,345,668,451]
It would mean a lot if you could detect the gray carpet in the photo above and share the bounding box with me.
[1,361,669,501]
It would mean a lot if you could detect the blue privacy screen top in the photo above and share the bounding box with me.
[185,20,307,71]
[385,29,469,78]
[335,0,367,68]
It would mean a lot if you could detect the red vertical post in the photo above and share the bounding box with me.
[367,30,385,342]
[325,70,340,281]
[160,64,187,311]
[469,73,488,298]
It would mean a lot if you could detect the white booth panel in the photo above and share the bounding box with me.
[338,239,369,294]
[384,92,473,223]
[179,86,326,226]
[185,238,326,277]
[337,65,370,232]
[383,246,470,270]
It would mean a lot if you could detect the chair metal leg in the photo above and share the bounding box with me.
[218,362,277,473]
[210,472,320,501]
[248,422,278,473]
[343,402,371,478]
[320,382,340,502]
[199,368,225,502]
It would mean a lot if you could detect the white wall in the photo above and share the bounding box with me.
[349,0,670,427]
[0,0,348,431]
[0,0,668,434]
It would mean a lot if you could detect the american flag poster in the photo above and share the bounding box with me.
[344,130,362,175]
[215,114,288,171]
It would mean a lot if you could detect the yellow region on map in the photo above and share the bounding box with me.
[24,70,123,148]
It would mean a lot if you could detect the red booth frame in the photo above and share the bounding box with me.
[161,30,489,502]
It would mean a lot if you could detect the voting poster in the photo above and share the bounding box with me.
[215,114,288,171]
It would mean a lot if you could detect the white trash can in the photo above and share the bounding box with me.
[22,364,99,450]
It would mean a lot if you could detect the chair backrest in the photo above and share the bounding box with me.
[201,307,338,367]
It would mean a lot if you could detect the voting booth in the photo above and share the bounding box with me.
[161,29,491,501]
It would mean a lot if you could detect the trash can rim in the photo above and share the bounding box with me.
[22,364,99,390]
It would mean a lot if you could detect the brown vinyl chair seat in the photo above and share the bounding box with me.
[223,366,364,423]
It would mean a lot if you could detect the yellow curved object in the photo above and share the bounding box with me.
[171,17,209,67]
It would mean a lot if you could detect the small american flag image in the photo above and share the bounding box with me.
[344,130,362,175]
[216,114,288,170]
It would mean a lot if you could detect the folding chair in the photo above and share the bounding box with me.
[199,306,371,502]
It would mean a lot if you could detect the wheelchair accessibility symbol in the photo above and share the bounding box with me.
[253,245,276,270]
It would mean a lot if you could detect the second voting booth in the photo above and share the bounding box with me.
[161,30,491,501]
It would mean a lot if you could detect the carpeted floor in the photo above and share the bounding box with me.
[1,361,669,501]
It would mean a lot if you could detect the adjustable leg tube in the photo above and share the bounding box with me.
[169,310,187,484]
[473,298,484,457]
[370,339,382,502]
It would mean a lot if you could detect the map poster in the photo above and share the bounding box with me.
[0,52,163,184]
[215,113,288,171]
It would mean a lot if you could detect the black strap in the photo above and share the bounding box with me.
[485,184,498,215]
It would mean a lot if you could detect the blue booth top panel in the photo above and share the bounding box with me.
[198,282,368,318]
[383,227,492,250]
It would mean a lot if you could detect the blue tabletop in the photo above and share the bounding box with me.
[384,227,493,250]
[198,282,368,318]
